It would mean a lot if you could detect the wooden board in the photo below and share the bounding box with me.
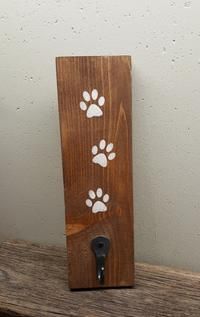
[1,240,200,317]
[56,56,134,289]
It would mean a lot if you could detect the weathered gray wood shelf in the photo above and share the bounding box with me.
[0,240,200,317]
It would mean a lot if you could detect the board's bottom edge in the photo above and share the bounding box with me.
[69,283,135,291]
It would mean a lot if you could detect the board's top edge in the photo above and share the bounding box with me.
[56,55,132,60]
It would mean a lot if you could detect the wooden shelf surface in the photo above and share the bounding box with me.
[0,240,200,317]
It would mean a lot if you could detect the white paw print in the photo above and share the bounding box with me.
[86,188,109,213]
[92,139,116,168]
[80,89,105,118]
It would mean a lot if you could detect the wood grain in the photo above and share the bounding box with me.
[1,240,200,317]
[56,56,134,289]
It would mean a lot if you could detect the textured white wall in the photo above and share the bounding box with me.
[1,0,200,272]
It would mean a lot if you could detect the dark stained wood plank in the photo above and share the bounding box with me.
[0,240,200,317]
[56,56,134,289]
